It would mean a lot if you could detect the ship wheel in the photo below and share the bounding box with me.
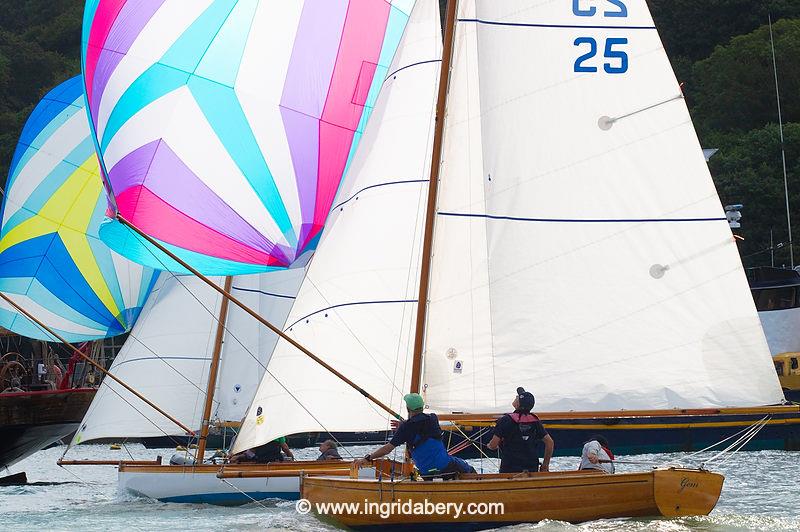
[0,352,28,392]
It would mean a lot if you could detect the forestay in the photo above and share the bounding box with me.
[0,76,157,342]
[232,0,442,453]
[81,0,417,274]
[421,0,784,413]
[72,268,304,444]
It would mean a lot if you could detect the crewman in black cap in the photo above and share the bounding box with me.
[486,387,554,473]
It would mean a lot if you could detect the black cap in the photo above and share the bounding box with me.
[516,386,535,411]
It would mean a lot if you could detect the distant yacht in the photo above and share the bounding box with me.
[748,266,800,401]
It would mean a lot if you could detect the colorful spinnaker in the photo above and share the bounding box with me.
[0,76,159,342]
[82,0,417,274]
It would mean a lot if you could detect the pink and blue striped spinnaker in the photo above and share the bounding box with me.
[82,0,416,274]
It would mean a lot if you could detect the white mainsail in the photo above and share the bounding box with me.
[421,0,783,412]
[72,268,304,444]
[233,0,784,452]
[231,0,442,453]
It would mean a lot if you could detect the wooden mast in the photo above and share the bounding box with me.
[116,214,403,422]
[409,0,458,394]
[0,291,193,435]
[195,275,233,461]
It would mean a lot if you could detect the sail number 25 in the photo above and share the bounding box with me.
[572,1,629,74]
[574,37,628,73]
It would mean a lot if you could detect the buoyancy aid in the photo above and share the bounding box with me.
[406,414,451,474]
[500,412,541,466]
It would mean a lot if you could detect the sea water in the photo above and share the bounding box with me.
[1,444,798,531]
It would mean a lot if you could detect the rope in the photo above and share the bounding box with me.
[698,416,771,468]
[125,228,369,461]
[447,423,499,466]
[217,478,271,510]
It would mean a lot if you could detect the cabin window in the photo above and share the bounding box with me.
[775,361,785,376]
[753,287,798,311]
[792,358,799,370]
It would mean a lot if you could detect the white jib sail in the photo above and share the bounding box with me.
[421,0,784,413]
[72,268,304,444]
[231,0,442,453]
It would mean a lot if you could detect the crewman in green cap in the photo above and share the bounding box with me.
[354,393,475,478]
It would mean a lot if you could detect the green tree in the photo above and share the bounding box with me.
[647,0,800,63]
[690,19,800,137]
[709,123,800,267]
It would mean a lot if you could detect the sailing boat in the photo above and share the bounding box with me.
[66,269,336,504]
[0,75,157,470]
[229,0,792,525]
[62,0,426,504]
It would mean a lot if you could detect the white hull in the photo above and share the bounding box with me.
[118,468,298,505]
[118,465,376,505]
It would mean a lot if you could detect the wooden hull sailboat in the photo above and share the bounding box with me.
[301,468,724,528]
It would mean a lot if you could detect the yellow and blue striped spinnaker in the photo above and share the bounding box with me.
[0,76,158,341]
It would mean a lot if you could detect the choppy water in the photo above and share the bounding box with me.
[1,444,798,531]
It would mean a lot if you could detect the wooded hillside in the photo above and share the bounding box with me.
[1,1,797,266]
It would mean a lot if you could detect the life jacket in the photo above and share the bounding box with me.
[405,413,451,474]
[500,412,541,464]
[601,446,615,461]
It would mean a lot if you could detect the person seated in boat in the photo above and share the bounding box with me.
[354,393,475,478]
[317,439,342,461]
[579,434,615,473]
[486,387,554,473]
[229,436,295,463]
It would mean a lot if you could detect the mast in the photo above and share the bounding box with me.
[195,276,233,461]
[769,14,794,268]
[409,0,459,394]
[116,214,403,421]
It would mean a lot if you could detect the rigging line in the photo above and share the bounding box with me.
[438,212,726,223]
[706,421,769,470]
[122,442,135,461]
[769,13,794,269]
[217,478,271,511]
[697,416,771,468]
[680,415,772,461]
[127,233,356,457]
[13,305,186,452]
[714,419,770,468]
[447,426,490,456]
[110,338,211,394]
[449,423,499,466]
[123,224,380,457]
[458,18,657,31]
[742,239,796,259]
